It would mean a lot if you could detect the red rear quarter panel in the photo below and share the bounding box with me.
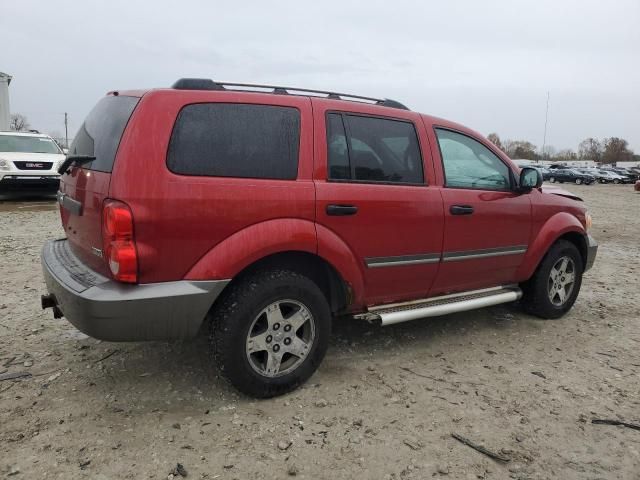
[109,90,315,284]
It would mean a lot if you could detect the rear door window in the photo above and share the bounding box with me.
[326,113,424,184]
[69,95,140,173]
[167,103,301,179]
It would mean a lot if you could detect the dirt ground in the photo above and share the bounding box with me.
[0,184,639,480]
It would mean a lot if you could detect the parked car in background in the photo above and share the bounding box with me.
[40,78,597,397]
[611,168,639,182]
[596,169,629,184]
[0,131,65,194]
[547,168,595,185]
[575,168,610,184]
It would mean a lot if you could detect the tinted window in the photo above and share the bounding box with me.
[327,113,423,184]
[326,114,349,179]
[168,103,300,179]
[69,95,139,172]
[435,129,511,190]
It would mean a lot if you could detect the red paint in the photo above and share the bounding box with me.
[59,87,590,312]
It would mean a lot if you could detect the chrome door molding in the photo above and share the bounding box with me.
[442,245,527,262]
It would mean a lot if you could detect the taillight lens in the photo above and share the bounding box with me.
[102,200,138,283]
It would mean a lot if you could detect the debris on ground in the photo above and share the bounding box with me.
[451,433,510,463]
[168,463,188,478]
[0,371,32,381]
[592,418,640,431]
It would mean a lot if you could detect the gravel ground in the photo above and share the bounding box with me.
[0,184,639,479]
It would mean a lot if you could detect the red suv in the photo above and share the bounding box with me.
[41,78,597,397]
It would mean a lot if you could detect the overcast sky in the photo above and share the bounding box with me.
[1,0,638,151]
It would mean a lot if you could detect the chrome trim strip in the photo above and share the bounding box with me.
[366,253,441,268]
[442,245,527,262]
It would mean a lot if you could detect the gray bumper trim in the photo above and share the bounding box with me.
[584,234,598,272]
[41,239,229,341]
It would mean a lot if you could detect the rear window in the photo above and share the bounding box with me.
[68,95,139,173]
[167,103,300,179]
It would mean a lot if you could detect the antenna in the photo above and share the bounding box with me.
[541,91,550,162]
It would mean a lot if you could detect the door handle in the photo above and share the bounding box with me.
[450,205,474,215]
[326,204,358,216]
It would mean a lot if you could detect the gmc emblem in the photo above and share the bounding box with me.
[26,162,44,168]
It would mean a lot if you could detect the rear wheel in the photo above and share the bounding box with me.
[209,269,331,398]
[521,240,583,319]
[549,177,556,183]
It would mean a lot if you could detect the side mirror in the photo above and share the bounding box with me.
[518,167,543,191]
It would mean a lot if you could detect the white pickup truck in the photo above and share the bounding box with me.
[0,131,66,193]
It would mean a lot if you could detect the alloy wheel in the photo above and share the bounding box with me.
[547,256,576,307]
[245,299,316,378]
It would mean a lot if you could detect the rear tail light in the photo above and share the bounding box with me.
[102,200,138,283]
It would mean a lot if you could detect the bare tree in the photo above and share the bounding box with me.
[503,140,537,160]
[487,133,503,151]
[577,138,602,161]
[601,137,633,164]
[10,113,31,132]
[554,149,577,161]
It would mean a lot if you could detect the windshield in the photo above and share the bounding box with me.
[0,135,62,154]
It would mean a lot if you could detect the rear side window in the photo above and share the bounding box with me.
[327,113,423,184]
[167,103,300,179]
[69,95,139,173]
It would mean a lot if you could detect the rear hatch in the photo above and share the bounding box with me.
[59,94,140,275]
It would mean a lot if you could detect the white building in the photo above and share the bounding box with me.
[0,72,11,131]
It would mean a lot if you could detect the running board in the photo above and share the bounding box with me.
[354,286,522,326]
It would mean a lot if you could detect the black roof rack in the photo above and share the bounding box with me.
[171,78,409,110]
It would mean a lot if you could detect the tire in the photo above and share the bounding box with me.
[209,268,331,398]
[614,179,620,184]
[549,177,556,183]
[575,178,582,185]
[520,240,583,319]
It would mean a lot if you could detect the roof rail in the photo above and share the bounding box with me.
[170,78,409,110]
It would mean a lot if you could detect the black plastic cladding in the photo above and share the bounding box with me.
[170,78,410,110]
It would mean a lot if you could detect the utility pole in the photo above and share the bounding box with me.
[541,91,550,162]
[64,112,68,148]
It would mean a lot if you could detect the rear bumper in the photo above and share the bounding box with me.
[584,234,598,272]
[40,239,229,341]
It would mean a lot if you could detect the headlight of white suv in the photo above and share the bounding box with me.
[0,158,11,171]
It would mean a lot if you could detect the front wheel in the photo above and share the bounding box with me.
[209,269,331,398]
[614,179,620,184]
[521,240,583,319]
[549,177,556,183]
[575,178,583,185]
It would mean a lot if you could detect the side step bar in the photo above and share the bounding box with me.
[355,286,522,326]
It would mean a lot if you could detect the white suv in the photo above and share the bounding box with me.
[0,131,66,193]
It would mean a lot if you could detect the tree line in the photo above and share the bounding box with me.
[487,133,637,164]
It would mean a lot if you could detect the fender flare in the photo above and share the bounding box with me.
[516,212,586,280]
[185,218,317,280]
[316,224,366,307]
[184,220,366,307]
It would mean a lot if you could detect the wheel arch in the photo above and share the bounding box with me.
[517,212,588,280]
[216,250,351,315]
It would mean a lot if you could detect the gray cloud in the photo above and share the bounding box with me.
[1,0,638,151]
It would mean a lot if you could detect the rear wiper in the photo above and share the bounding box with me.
[57,155,96,175]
